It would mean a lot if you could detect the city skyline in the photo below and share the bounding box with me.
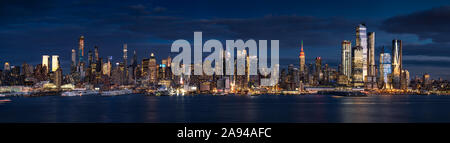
[1,0,450,79]
[0,27,445,82]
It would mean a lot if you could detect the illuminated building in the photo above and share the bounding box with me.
[95,58,102,77]
[71,49,76,73]
[392,39,402,89]
[42,55,50,73]
[123,44,128,66]
[21,62,33,78]
[356,24,368,81]
[86,50,94,82]
[102,56,112,76]
[315,57,322,85]
[88,50,93,66]
[51,55,59,72]
[111,62,126,85]
[323,64,329,84]
[79,62,86,79]
[379,46,392,89]
[130,50,138,80]
[10,66,22,85]
[102,61,109,76]
[351,46,364,87]
[78,36,84,65]
[149,53,158,84]
[365,32,377,90]
[4,62,10,71]
[161,58,168,79]
[299,40,306,76]
[337,74,350,85]
[167,56,171,68]
[123,44,128,83]
[77,36,85,78]
[94,46,99,62]
[341,40,352,77]
[401,69,410,90]
[54,61,62,87]
[307,63,314,85]
[141,58,149,78]
[423,73,431,90]
[246,49,250,85]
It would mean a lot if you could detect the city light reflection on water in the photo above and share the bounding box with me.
[1,94,450,123]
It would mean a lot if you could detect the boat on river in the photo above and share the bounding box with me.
[61,90,99,96]
[101,89,132,96]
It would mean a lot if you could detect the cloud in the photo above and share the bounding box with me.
[0,0,57,25]
[121,15,358,49]
[381,6,450,43]
[402,43,450,57]
[403,55,450,62]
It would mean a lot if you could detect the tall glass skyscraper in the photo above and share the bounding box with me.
[78,36,84,64]
[341,40,352,77]
[52,55,59,72]
[356,24,367,81]
[380,46,392,89]
[71,49,76,73]
[366,32,377,89]
[392,39,402,89]
[42,55,50,72]
[352,46,364,87]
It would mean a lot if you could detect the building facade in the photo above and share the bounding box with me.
[341,40,352,77]
[356,24,368,82]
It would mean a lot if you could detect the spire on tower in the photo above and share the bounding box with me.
[301,40,304,52]
[300,40,305,57]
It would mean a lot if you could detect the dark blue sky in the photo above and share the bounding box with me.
[1,0,450,79]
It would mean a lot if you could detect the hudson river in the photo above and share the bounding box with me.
[1,94,450,123]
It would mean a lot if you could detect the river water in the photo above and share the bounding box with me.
[1,94,450,123]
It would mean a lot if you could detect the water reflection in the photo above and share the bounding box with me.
[2,95,450,122]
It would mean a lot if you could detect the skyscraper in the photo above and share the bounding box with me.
[88,50,93,66]
[314,57,322,85]
[141,58,150,78]
[423,73,431,90]
[367,32,376,77]
[78,36,84,64]
[52,55,59,72]
[366,32,377,89]
[71,49,76,73]
[4,62,10,71]
[161,59,168,79]
[401,69,410,90]
[379,46,392,89]
[54,60,62,87]
[299,40,305,75]
[123,44,128,66]
[167,56,172,68]
[149,53,158,84]
[42,55,50,72]
[341,40,352,77]
[351,46,364,87]
[123,44,128,83]
[356,24,368,81]
[94,46,99,62]
[131,50,138,80]
[392,39,402,89]
[102,56,112,76]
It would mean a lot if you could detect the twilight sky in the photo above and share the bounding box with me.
[1,0,450,79]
